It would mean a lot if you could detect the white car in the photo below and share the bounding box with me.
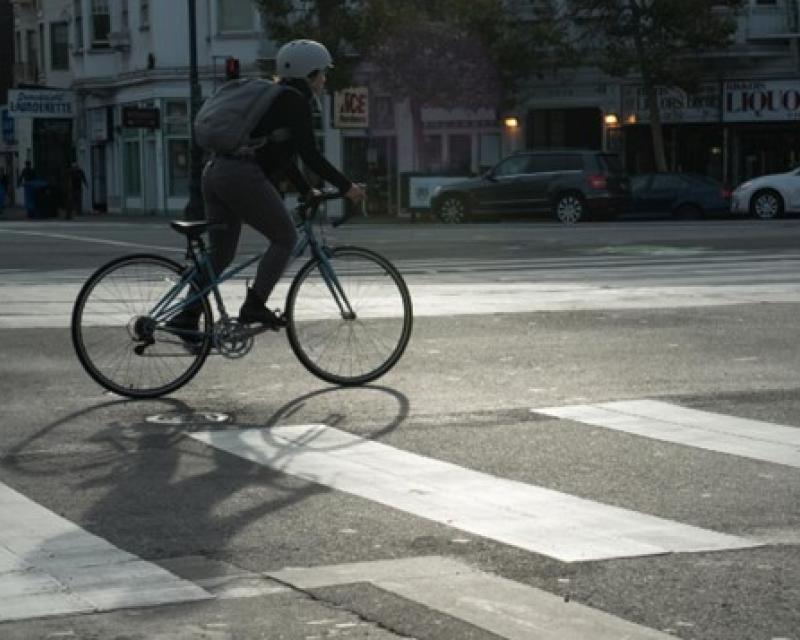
[731,168,800,219]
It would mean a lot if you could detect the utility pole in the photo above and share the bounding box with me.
[185,0,205,220]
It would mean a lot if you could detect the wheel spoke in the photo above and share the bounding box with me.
[286,248,412,385]
[72,255,211,398]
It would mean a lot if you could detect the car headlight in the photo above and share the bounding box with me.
[737,181,753,192]
[432,185,443,198]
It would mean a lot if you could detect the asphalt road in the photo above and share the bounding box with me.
[0,216,798,640]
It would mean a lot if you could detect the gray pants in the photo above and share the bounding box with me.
[202,156,298,302]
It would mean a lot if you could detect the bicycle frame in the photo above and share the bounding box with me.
[150,201,355,333]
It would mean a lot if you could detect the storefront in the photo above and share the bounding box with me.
[621,83,724,178]
[7,88,76,192]
[520,81,619,154]
[79,93,193,216]
[620,79,800,186]
[724,79,800,185]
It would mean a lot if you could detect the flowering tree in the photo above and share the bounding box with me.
[256,0,565,168]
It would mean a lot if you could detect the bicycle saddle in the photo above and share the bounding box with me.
[170,220,227,239]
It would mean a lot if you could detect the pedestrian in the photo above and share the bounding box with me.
[0,168,8,214]
[17,161,38,218]
[66,162,88,219]
[167,38,364,338]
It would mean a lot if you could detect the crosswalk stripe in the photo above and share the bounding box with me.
[535,399,800,469]
[3,280,800,329]
[0,482,212,622]
[189,425,760,563]
[269,555,675,640]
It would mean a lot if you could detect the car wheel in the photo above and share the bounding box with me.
[750,189,784,220]
[674,204,703,219]
[554,192,585,224]
[437,195,469,224]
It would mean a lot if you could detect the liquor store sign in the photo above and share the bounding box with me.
[724,80,800,122]
[8,89,75,119]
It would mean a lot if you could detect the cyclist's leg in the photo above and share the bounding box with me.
[238,179,297,304]
[203,158,298,325]
[204,159,243,282]
[166,159,241,337]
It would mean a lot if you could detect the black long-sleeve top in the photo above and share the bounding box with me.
[252,79,351,195]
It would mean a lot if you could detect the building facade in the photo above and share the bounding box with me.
[0,0,15,196]
[8,0,797,216]
[7,0,509,217]
[514,0,800,186]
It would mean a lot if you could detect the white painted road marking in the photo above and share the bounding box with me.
[536,399,800,469]
[0,228,181,253]
[190,425,759,563]
[269,555,675,640]
[0,482,211,622]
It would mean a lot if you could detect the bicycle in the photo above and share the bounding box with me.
[71,191,413,399]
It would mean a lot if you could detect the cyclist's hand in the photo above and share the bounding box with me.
[345,183,365,203]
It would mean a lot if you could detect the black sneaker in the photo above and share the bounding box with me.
[239,289,286,330]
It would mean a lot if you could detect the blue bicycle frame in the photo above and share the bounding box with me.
[149,200,355,337]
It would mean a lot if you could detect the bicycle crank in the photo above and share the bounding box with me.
[213,318,254,359]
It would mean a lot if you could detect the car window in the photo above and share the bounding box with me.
[686,174,719,187]
[548,154,583,171]
[651,174,686,190]
[630,175,651,191]
[493,155,531,177]
[521,154,582,171]
[597,154,623,174]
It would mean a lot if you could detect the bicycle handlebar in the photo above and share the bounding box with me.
[297,185,367,228]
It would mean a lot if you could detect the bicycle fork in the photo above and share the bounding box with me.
[318,250,357,320]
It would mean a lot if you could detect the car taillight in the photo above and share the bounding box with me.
[587,174,607,189]
[720,188,731,199]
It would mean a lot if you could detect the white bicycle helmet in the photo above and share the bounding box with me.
[276,40,333,79]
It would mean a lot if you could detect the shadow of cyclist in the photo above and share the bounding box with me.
[3,385,410,574]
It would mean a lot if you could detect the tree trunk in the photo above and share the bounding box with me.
[645,82,668,172]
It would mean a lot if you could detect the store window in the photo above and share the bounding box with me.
[91,0,111,48]
[39,24,45,71]
[479,133,501,170]
[140,0,149,29]
[123,124,141,197]
[448,134,472,174]
[73,0,83,50]
[50,22,69,70]
[26,29,37,69]
[165,100,190,196]
[217,0,255,32]
[421,134,443,172]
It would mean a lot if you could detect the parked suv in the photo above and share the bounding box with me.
[431,149,631,224]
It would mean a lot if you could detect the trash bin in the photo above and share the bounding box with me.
[25,179,47,218]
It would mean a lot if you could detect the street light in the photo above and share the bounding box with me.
[185,0,205,221]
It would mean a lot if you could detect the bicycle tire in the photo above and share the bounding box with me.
[285,246,413,386]
[71,253,213,398]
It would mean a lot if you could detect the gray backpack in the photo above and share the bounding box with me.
[194,78,287,154]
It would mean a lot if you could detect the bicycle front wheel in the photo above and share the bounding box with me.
[71,254,213,398]
[286,246,413,386]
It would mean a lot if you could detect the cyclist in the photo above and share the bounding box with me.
[170,39,364,336]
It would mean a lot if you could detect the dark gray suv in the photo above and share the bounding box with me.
[431,149,631,223]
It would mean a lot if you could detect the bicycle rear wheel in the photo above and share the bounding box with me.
[71,254,213,398]
[285,246,413,386]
